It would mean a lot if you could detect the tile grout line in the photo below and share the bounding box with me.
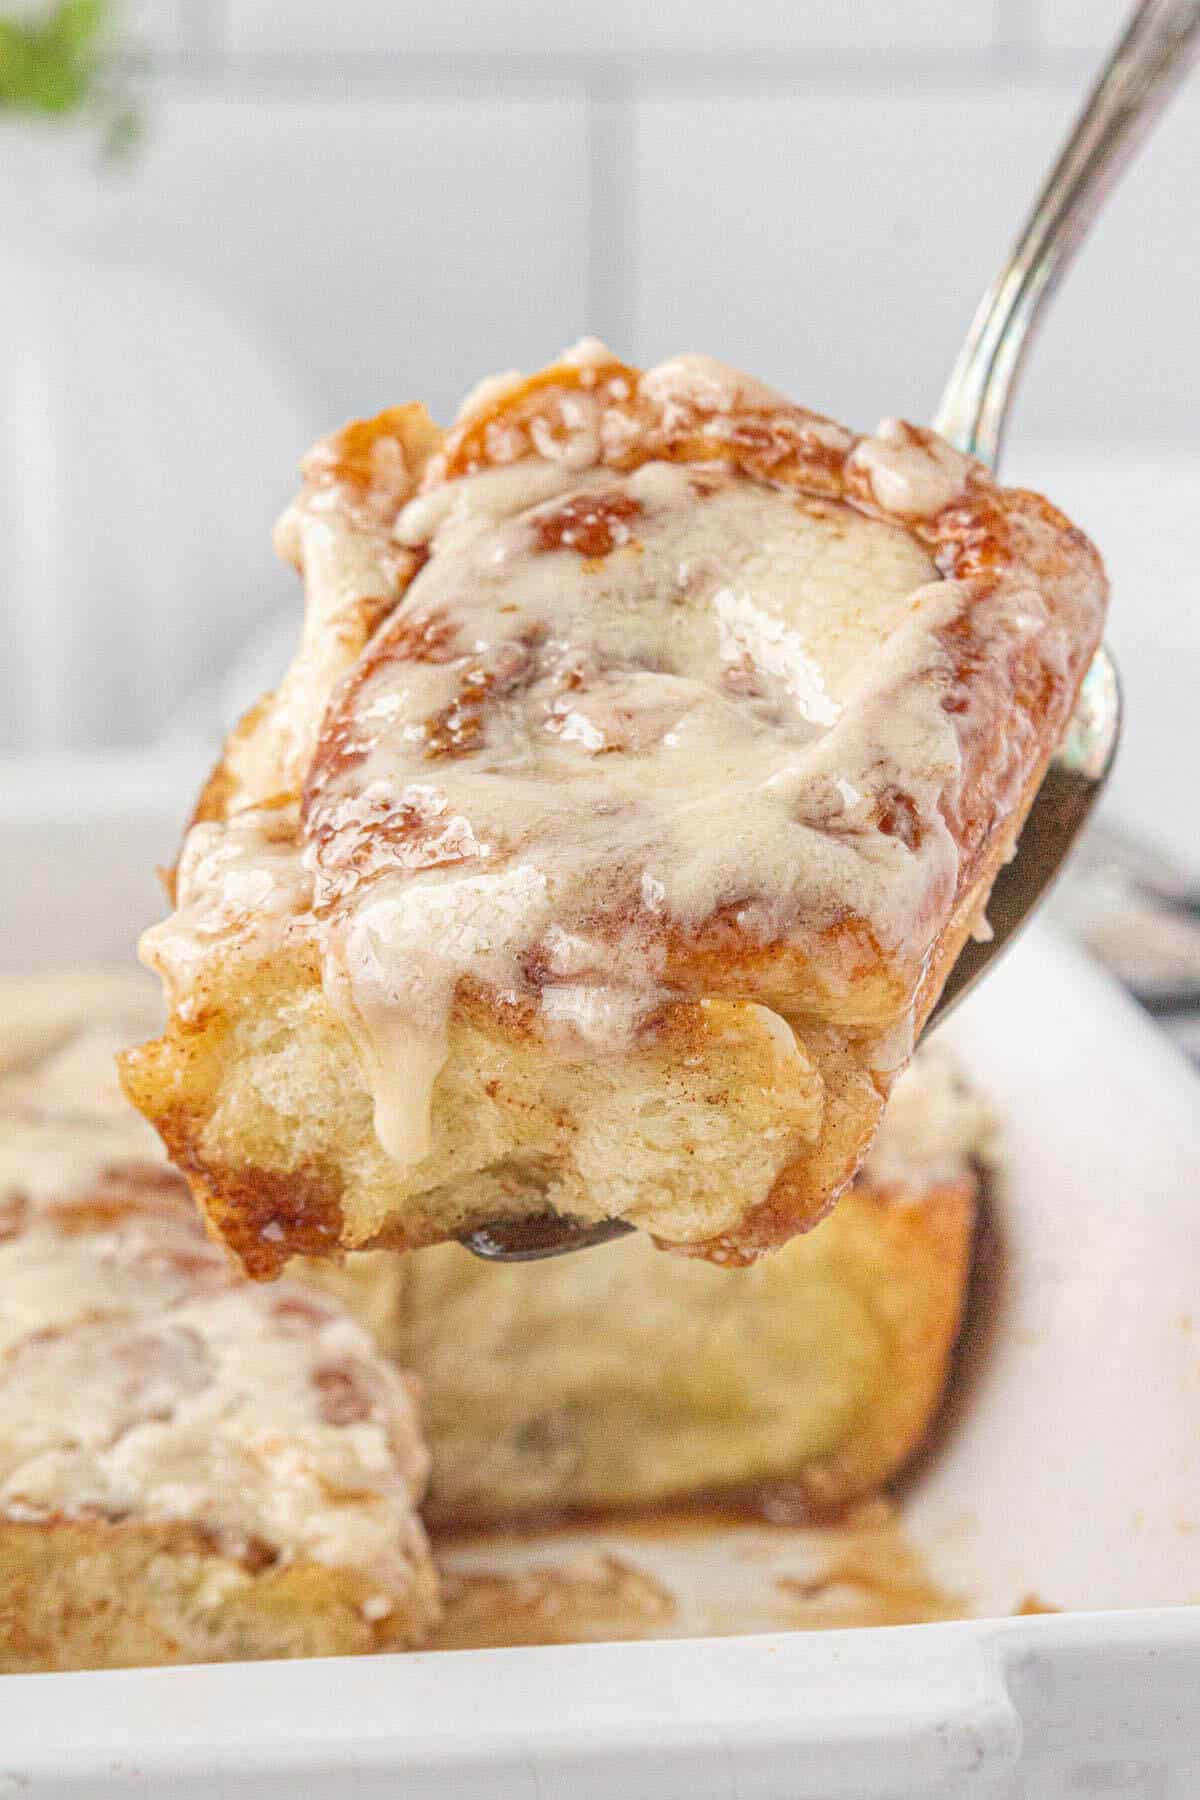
[179,0,229,61]
[110,46,1127,102]
[132,45,1109,98]
[586,69,638,355]
[995,0,1041,57]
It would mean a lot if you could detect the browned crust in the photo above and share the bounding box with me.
[783,1174,977,1510]
[177,1161,346,1282]
[308,402,443,500]
[120,1002,348,1281]
[431,352,845,493]
[0,1515,435,1672]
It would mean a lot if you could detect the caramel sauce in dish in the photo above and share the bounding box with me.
[430,1499,965,1648]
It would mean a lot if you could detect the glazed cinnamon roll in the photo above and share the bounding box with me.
[0,975,438,1671]
[122,343,1105,1272]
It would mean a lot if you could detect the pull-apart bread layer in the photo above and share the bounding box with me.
[0,975,438,1671]
[122,343,1106,1272]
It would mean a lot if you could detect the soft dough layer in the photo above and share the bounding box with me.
[123,343,1104,1271]
[395,1046,992,1524]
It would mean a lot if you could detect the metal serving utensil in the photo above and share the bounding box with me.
[461,0,1197,1263]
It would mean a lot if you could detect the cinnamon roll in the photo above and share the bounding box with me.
[0,974,438,1671]
[122,343,1105,1271]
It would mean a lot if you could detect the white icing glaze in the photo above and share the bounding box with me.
[454,366,526,421]
[640,352,794,420]
[0,1277,427,1582]
[560,336,618,372]
[262,506,412,799]
[297,451,965,1170]
[850,418,970,518]
[140,808,313,1016]
[0,1245,429,1583]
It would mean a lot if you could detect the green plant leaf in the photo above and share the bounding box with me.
[0,0,109,118]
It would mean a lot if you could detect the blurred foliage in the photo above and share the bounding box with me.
[0,0,140,156]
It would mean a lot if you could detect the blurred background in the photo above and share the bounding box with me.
[1,0,1197,1035]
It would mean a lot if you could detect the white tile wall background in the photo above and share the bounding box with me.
[78,89,593,426]
[1043,0,1131,51]
[0,0,1196,855]
[633,85,1200,447]
[121,0,184,54]
[12,0,1196,445]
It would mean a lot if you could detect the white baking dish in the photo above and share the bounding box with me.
[2,754,1199,1799]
